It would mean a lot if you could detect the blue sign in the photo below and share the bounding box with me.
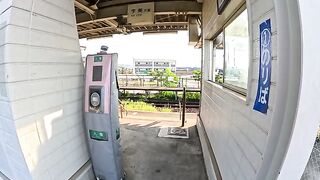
[253,19,272,114]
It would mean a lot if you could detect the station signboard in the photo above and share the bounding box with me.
[254,19,272,114]
[127,2,154,25]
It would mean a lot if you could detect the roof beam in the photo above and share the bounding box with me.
[97,0,196,8]
[78,22,188,35]
[76,0,91,6]
[86,34,113,39]
[77,17,117,26]
[76,1,201,24]
[79,26,115,35]
[154,22,188,25]
[105,19,119,27]
[74,0,95,16]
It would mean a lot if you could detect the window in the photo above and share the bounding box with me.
[209,9,249,94]
[224,10,249,90]
[212,33,224,84]
[208,40,216,82]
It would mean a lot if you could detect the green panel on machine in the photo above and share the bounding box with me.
[89,129,108,141]
[94,56,103,62]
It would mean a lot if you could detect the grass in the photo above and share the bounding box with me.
[122,100,172,112]
[159,107,172,112]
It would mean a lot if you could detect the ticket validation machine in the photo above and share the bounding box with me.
[84,51,124,180]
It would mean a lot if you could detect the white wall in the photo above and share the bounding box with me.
[276,0,320,179]
[0,1,33,179]
[0,0,91,179]
[200,0,319,179]
[201,0,276,179]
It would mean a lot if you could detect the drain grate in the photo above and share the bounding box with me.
[158,127,189,139]
[168,127,188,136]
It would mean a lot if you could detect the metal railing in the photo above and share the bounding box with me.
[118,76,201,89]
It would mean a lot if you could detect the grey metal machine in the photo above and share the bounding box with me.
[84,47,124,180]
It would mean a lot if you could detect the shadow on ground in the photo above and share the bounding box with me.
[120,113,208,180]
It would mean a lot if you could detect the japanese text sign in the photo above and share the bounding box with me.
[253,19,272,114]
[128,2,154,25]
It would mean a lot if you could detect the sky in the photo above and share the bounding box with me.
[79,31,201,67]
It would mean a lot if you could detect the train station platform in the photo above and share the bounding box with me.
[120,112,207,180]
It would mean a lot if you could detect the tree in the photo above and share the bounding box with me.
[163,68,178,87]
[193,70,202,81]
[149,70,164,86]
[149,68,178,87]
[193,70,202,88]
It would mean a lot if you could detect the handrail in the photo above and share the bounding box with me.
[119,86,200,92]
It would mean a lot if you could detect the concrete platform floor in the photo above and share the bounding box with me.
[120,111,208,180]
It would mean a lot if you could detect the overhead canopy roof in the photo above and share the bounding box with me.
[74,0,202,39]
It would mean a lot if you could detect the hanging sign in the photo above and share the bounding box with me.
[253,19,272,114]
[127,2,154,25]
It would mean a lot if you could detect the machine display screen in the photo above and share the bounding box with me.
[92,66,103,81]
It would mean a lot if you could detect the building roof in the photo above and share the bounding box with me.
[74,0,202,39]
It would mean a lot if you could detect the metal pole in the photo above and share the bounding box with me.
[126,74,128,86]
[185,78,188,88]
[143,76,145,86]
[175,91,178,101]
[181,87,186,127]
[179,99,182,121]
[119,100,123,119]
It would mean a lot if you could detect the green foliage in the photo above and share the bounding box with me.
[164,68,178,81]
[186,92,201,101]
[122,100,172,112]
[148,70,164,86]
[163,68,178,87]
[163,82,176,87]
[121,91,201,102]
[152,91,176,100]
[151,91,200,101]
[149,68,178,87]
[123,101,157,112]
[215,74,223,84]
[192,70,202,81]
[160,107,172,112]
